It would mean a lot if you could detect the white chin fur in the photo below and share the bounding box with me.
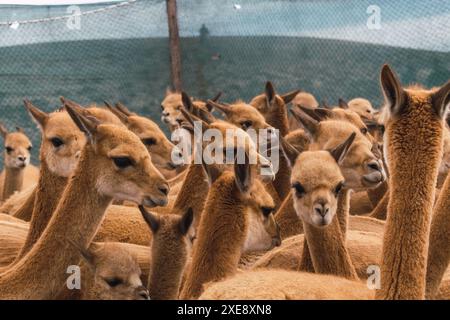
[47,156,78,178]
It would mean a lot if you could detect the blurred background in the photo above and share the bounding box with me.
[0,0,449,164]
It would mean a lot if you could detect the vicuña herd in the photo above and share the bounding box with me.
[0,64,449,300]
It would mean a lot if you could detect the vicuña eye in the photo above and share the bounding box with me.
[360,127,368,135]
[261,206,274,217]
[292,182,305,197]
[104,277,122,287]
[335,181,345,195]
[27,145,32,151]
[113,157,133,168]
[241,121,253,130]
[160,105,164,111]
[142,138,156,146]
[50,137,64,148]
[5,146,13,154]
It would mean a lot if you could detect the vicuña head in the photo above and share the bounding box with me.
[291,108,386,191]
[139,206,194,300]
[105,101,182,170]
[64,106,170,207]
[282,133,354,227]
[24,100,86,178]
[74,242,150,300]
[0,124,32,170]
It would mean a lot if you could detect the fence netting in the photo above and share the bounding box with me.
[0,0,449,165]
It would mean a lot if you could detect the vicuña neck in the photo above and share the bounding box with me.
[173,162,208,224]
[377,116,443,300]
[426,172,450,298]
[300,189,358,280]
[14,159,68,261]
[180,173,247,299]
[148,242,188,300]
[2,167,24,201]
[0,145,112,299]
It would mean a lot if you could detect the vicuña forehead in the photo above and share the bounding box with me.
[45,112,82,135]
[162,93,182,104]
[292,151,343,184]
[5,132,30,144]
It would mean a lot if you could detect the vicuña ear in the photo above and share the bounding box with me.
[67,238,96,268]
[380,64,406,117]
[265,81,276,105]
[181,91,195,113]
[115,102,134,116]
[281,90,300,105]
[329,132,356,165]
[138,205,160,233]
[0,123,8,139]
[432,80,450,119]
[338,98,349,109]
[234,151,252,194]
[15,126,25,134]
[179,207,194,235]
[23,99,49,131]
[297,105,328,122]
[207,99,233,116]
[280,136,300,168]
[201,153,222,185]
[290,108,319,137]
[207,92,223,111]
[104,101,129,124]
[197,108,216,124]
[321,99,329,109]
[60,96,84,110]
[180,107,210,130]
[65,105,99,144]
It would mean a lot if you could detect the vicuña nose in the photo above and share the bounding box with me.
[18,156,26,162]
[314,202,329,217]
[162,111,169,117]
[136,286,150,300]
[367,160,381,172]
[158,184,169,196]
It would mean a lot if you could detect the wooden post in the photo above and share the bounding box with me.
[166,0,182,91]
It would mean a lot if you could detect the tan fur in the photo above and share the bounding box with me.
[426,171,450,298]
[348,98,375,120]
[0,107,168,299]
[199,269,372,300]
[0,184,35,217]
[292,92,319,109]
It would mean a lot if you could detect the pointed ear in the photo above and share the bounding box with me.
[280,136,300,167]
[15,126,25,134]
[181,91,195,112]
[297,105,327,122]
[290,108,319,137]
[180,107,210,130]
[179,207,194,235]
[201,155,222,185]
[281,90,300,104]
[0,123,8,138]
[24,99,49,130]
[329,132,356,165]
[265,81,276,105]
[67,239,96,267]
[138,205,160,233]
[234,151,252,194]
[115,102,134,116]
[211,91,222,102]
[432,80,450,119]
[60,96,84,110]
[65,105,99,144]
[104,101,129,124]
[197,108,216,124]
[207,99,233,116]
[380,64,407,117]
[338,98,349,109]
